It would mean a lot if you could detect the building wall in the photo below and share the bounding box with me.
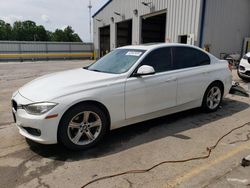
[93,0,203,54]
[202,0,250,57]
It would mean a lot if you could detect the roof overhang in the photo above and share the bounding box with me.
[92,0,113,18]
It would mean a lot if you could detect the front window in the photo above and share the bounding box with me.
[87,49,145,74]
[140,47,172,73]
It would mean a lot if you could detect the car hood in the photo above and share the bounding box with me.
[19,68,119,102]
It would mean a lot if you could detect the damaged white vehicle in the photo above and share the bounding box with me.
[12,43,232,150]
[238,52,250,81]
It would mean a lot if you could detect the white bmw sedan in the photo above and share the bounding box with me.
[238,52,250,81]
[12,43,232,150]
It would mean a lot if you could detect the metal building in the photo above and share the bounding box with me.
[93,0,250,58]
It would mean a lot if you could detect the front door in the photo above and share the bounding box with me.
[125,47,177,119]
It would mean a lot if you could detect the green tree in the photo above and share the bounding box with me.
[64,26,81,42]
[35,25,48,41]
[0,20,82,42]
[51,26,82,42]
[23,21,37,41]
[0,20,13,40]
[46,31,53,41]
[51,29,66,42]
[12,21,25,41]
[5,23,12,40]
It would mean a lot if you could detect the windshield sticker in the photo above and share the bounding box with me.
[126,51,142,56]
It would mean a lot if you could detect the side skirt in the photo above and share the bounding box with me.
[110,99,202,130]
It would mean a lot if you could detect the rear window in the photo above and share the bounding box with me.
[172,47,210,69]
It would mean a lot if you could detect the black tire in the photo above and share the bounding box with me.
[202,83,223,112]
[58,104,109,150]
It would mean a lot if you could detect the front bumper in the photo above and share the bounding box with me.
[12,92,60,144]
[238,70,250,78]
[238,59,250,78]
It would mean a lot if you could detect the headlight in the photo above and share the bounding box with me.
[23,102,58,115]
[239,66,245,71]
[243,55,250,63]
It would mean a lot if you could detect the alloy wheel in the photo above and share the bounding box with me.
[206,86,222,110]
[67,111,102,145]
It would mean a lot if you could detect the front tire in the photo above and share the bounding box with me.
[202,83,223,112]
[58,104,108,150]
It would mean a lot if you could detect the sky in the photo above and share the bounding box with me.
[0,0,109,42]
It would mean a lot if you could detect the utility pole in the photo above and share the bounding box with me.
[88,0,92,42]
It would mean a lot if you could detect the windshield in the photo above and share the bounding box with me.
[88,49,145,74]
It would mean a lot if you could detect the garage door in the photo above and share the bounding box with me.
[116,20,132,47]
[99,25,110,57]
[141,12,166,44]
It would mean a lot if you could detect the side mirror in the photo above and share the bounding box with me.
[134,65,155,77]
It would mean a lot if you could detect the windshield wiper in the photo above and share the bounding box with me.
[84,68,113,74]
[89,69,102,72]
[83,67,101,72]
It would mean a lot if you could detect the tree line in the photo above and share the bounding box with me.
[0,20,82,42]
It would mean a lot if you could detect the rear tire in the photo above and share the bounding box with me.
[202,83,223,112]
[58,104,108,150]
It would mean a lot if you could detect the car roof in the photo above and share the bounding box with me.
[118,43,202,51]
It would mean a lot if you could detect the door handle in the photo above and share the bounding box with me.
[202,71,209,75]
[164,77,176,82]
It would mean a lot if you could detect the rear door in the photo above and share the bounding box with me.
[125,47,177,119]
[172,46,211,105]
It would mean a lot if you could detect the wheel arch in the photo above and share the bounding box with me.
[58,100,111,138]
[201,80,225,112]
[202,80,225,103]
[208,80,224,95]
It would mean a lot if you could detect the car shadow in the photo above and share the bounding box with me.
[26,98,249,162]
